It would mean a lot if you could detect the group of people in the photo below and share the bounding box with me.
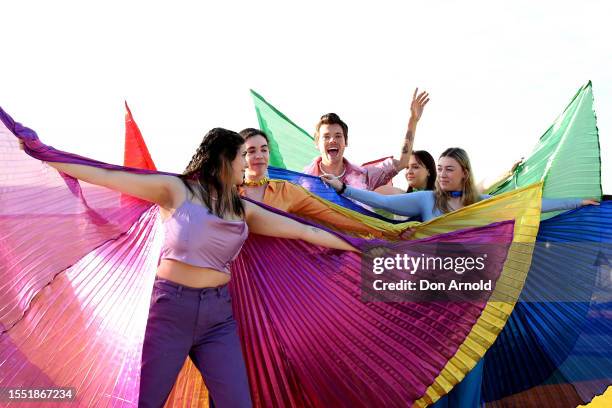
[13,88,598,408]
[239,90,595,408]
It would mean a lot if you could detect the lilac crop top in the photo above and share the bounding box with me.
[160,199,249,274]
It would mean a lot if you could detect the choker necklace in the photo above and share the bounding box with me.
[243,177,269,187]
[319,162,346,178]
[449,191,463,198]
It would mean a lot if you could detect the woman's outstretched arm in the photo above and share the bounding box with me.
[20,139,184,207]
[43,160,183,208]
[243,200,359,252]
[480,193,599,212]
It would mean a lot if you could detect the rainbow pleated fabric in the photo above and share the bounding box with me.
[481,82,610,407]
[251,83,611,406]
[1,105,546,407]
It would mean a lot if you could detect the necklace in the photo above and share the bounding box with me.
[243,177,269,187]
[318,162,346,178]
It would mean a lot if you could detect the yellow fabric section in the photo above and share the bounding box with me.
[413,183,543,407]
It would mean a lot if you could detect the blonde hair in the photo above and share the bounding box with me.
[434,147,480,213]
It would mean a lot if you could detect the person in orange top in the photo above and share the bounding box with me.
[238,128,410,240]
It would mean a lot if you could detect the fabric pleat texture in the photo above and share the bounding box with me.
[1,206,160,406]
[1,106,542,407]
[0,113,153,333]
[250,89,319,170]
[250,82,611,406]
[481,81,610,407]
[410,184,543,407]
[126,106,548,406]
[231,205,519,408]
[122,107,567,407]
[483,203,612,407]
[488,82,602,208]
[2,78,609,407]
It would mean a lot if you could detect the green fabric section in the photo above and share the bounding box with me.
[250,89,319,170]
[488,82,602,208]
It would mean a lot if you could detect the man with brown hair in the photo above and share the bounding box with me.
[303,89,429,190]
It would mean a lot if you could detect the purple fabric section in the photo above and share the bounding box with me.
[232,221,514,407]
[0,106,515,406]
[238,170,517,404]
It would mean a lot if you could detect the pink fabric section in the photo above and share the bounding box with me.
[0,107,513,406]
[232,221,514,407]
[0,207,161,406]
[0,118,152,332]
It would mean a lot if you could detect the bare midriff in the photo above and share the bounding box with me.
[156,259,231,288]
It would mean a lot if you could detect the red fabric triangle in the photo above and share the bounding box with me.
[124,101,157,171]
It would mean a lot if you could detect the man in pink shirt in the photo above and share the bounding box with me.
[304,89,429,191]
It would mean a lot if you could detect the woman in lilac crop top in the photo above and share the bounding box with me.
[43,127,357,408]
[323,146,598,408]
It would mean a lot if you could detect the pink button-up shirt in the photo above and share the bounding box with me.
[303,156,398,191]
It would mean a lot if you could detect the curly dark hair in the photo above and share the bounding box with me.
[179,128,245,218]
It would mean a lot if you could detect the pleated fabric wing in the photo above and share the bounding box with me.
[250,89,319,170]
[482,81,611,407]
[483,203,612,407]
[232,214,518,407]
[0,106,530,407]
[126,106,556,406]
[488,81,602,204]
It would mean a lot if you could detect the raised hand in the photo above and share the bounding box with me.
[396,88,430,171]
[410,88,430,122]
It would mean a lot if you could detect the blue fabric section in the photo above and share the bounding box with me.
[432,360,484,408]
[483,201,612,404]
[267,166,406,223]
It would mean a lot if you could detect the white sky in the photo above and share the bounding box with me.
[1,0,610,192]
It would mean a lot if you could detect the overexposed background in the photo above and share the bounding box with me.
[1,0,610,191]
